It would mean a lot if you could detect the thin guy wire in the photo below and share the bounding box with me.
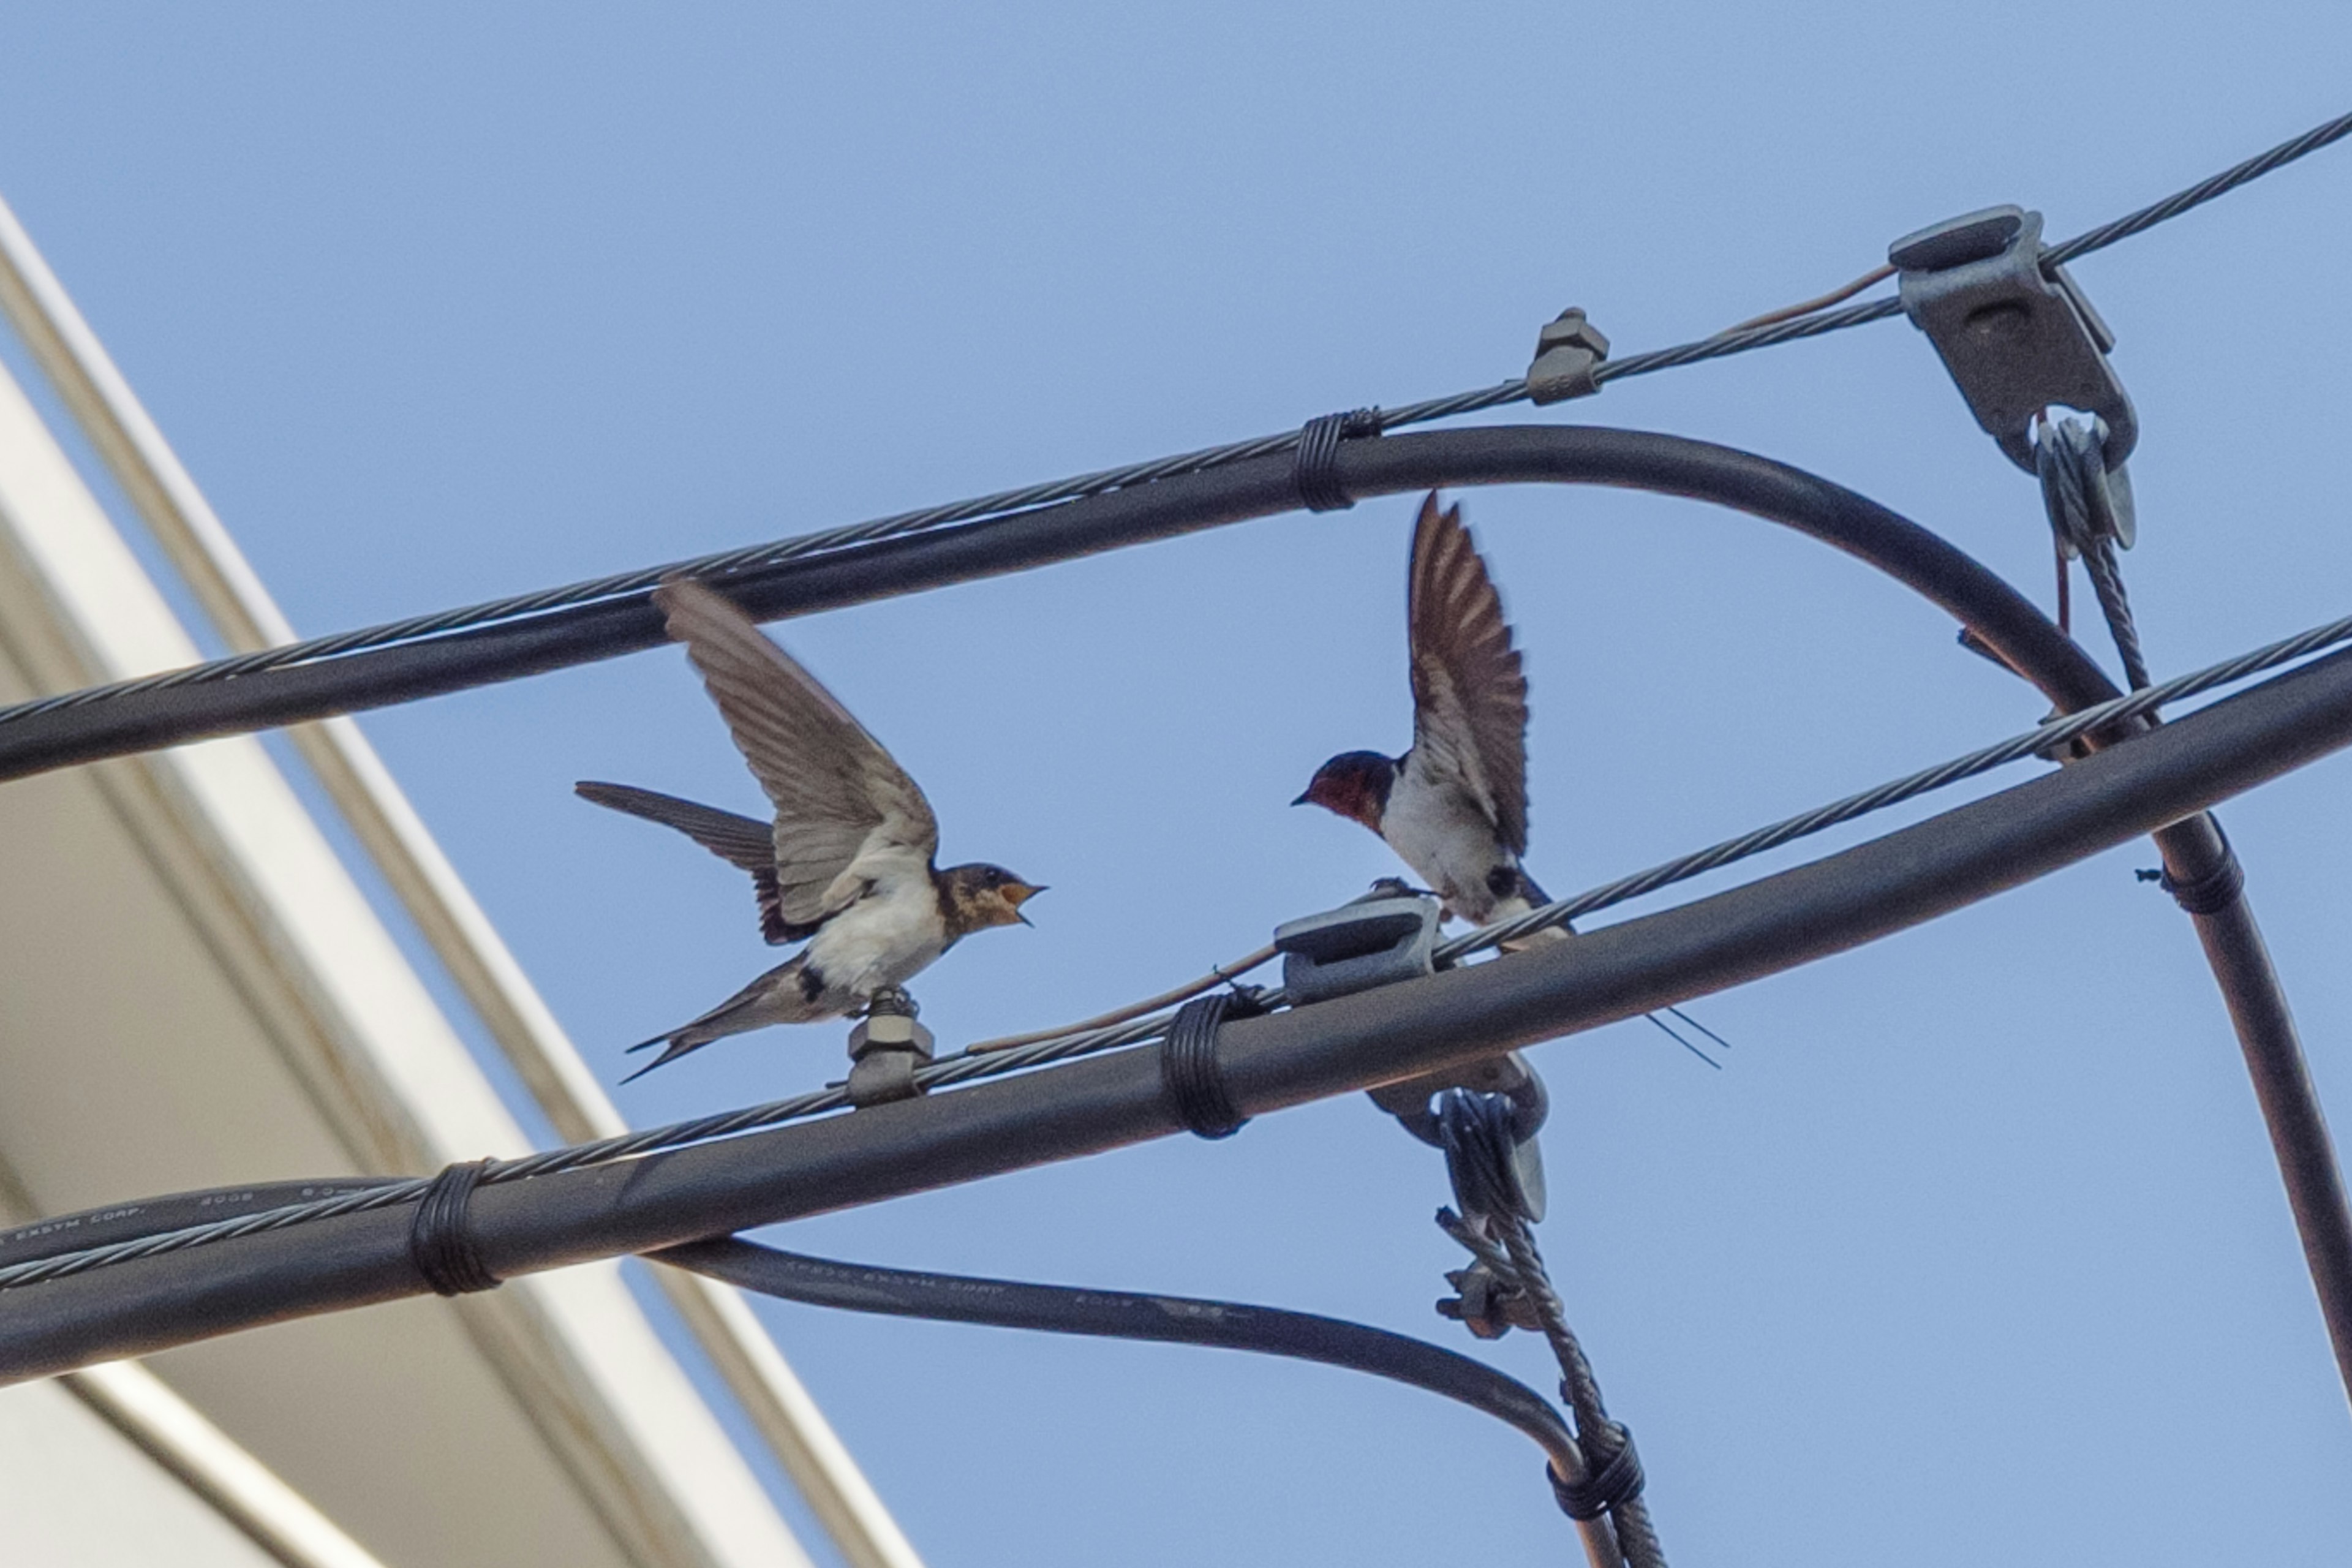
[9,602,2352,1294]
[1443,1209,1663,1567]
[2081,537,2154,692]
[1,106,2343,733]
[1496,1218,1666,1568]
[1441,603,2352,961]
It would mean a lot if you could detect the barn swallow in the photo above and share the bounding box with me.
[1295,492,1553,937]
[1294,494,1727,1060]
[580,579,1042,1080]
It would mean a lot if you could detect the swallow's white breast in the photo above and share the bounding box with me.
[1384,753,1517,922]
[802,862,949,1002]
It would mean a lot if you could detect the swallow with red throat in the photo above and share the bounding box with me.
[580,579,1043,1080]
[1294,493,1727,1060]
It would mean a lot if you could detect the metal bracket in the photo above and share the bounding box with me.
[845,989,934,1107]
[1272,892,1439,1006]
[1525,307,1610,404]
[1890,206,2135,473]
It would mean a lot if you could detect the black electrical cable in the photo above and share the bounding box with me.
[1,105,2343,777]
[2,424,2342,1409]
[658,1237,1590,1495]
[0,424,2132,779]
[8,638,2352,1382]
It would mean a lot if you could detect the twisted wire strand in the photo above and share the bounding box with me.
[2,108,2343,734]
[2043,107,2352,266]
[1443,1210,1664,1567]
[9,603,2352,1295]
[1442,603,2352,962]
[2081,537,2154,692]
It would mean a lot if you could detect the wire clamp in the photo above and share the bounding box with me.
[1890,205,2135,473]
[1525,307,1610,404]
[846,988,935,1107]
[1551,1422,1645,1521]
[1292,408,1382,513]
[1273,891,1439,1006]
[1436,1259,1540,1339]
[410,1158,501,1297]
[2141,831,2247,916]
[1161,992,1250,1139]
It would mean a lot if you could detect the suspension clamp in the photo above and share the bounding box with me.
[845,988,933,1107]
[1272,891,1439,1006]
[1525,307,1610,404]
[1890,206,2135,474]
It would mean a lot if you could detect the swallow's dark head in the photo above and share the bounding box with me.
[939,863,1048,933]
[1293,750,1397,835]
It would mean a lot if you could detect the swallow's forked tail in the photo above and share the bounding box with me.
[619,955,819,1082]
[1510,870,1734,1066]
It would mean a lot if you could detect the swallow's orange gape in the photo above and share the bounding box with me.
[580,579,1042,1080]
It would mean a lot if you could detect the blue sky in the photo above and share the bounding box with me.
[4,6,2351,1564]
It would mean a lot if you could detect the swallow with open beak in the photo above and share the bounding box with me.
[1294,492,1562,940]
[579,579,1043,1080]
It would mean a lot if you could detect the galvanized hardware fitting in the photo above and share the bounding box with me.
[1890,205,2136,473]
[1370,1048,1545,1148]
[1525,307,1610,404]
[1272,892,1439,1006]
[2034,412,2137,557]
[845,987,933,1107]
[1437,1259,1541,1340]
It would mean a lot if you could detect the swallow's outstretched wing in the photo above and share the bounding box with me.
[574,780,812,944]
[654,579,941,926]
[1406,492,1531,856]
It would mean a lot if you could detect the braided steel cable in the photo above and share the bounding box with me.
[1441,603,2352,962]
[7,601,2352,1295]
[1,108,2343,736]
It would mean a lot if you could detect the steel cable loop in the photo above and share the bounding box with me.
[9,604,2352,1295]
[1,107,2344,737]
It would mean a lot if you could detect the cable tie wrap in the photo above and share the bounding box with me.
[1292,409,1381,513]
[1550,1422,1645,1521]
[409,1158,501,1297]
[1161,993,1248,1139]
[2159,834,2247,916]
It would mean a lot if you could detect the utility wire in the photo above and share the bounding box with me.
[8,600,2352,1296]
[0,106,2343,737]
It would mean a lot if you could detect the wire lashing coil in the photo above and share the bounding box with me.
[1161,993,1250,1139]
[1552,1425,1646,1521]
[1292,408,1381,513]
[409,1159,501,1296]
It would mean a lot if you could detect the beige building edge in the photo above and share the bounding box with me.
[0,194,916,1567]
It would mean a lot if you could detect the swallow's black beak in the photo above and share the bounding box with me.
[1291,791,1311,807]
